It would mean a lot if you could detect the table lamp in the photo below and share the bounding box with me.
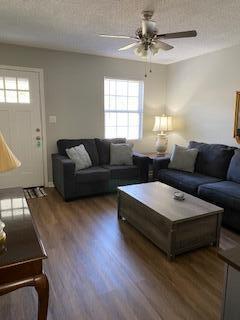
[0,131,21,242]
[152,114,173,154]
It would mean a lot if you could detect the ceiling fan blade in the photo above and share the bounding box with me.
[118,42,139,51]
[157,30,197,39]
[99,34,136,40]
[153,40,174,51]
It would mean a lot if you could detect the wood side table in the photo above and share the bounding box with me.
[141,152,170,181]
[141,152,170,162]
[0,188,49,320]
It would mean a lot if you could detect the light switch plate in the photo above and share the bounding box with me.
[49,115,56,124]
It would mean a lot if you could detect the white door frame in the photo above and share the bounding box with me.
[0,64,48,187]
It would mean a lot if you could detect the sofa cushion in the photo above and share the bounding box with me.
[227,149,240,183]
[110,143,133,165]
[95,138,126,165]
[168,144,198,173]
[198,181,240,212]
[66,144,92,171]
[158,169,222,195]
[189,141,235,179]
[76,167,110,183]
[103,165,139,179]
[57,139,99,166]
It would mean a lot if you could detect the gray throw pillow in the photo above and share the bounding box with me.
[66,144,92,171]
[168,144,198,173]
[110,143,133,165]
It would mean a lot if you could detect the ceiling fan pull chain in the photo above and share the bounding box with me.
[149,53,152,73]
[144,57,147,78]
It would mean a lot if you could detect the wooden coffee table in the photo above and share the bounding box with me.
[118,182,223,260]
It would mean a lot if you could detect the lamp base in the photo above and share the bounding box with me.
[0,220,6,243]
[0,230,6,242]
[155,133,168,154]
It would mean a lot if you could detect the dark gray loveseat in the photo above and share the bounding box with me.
[52,138,149,201]
[153,141,240,232]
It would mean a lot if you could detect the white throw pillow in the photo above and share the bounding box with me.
[110,143,133,165]
[66,144,92,171]
[168,144,198,173]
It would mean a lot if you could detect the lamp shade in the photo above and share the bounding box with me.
[0,132,21,172]
[152,115,173,132]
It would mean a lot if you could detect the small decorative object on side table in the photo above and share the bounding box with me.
[152,114,173,154]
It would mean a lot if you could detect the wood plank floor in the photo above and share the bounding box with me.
[0,188,239,320]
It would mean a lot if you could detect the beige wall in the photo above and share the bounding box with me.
[0,43,167,181]
[2,42,239,183]
[166,44,240,152]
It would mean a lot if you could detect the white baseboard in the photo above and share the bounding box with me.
[48,181,55,188]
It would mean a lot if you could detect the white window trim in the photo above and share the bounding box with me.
[104,77,144,140]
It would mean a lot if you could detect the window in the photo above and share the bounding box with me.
[0,77,30,104]
[104,78,144,140]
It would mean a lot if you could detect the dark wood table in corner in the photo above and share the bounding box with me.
[0,188,49,320]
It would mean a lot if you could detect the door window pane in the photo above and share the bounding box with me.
[6,90,17,103]
[5,77,17,90]
[0,78,4,89]
[18,78,29,90]
[0,90,5,102]
[18,91,30,103]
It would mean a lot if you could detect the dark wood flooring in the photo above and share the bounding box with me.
[0,188,239,320]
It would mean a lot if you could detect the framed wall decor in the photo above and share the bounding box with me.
[234,91,240,143]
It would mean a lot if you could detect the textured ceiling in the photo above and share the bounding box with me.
[0,0,240,64]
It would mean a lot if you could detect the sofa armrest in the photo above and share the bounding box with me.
[132,152,150,182]
[153,157,170,180]
[52,154,75,198]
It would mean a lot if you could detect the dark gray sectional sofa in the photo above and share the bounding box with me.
[52,138,149,201]
[153,141,240,232]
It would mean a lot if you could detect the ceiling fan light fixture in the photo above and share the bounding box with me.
[134,45,148,58]
[150,44,160,55]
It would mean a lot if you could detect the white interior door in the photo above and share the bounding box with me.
[0,68,44,188]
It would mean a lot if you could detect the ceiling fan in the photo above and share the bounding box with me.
[99,10,197,58]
